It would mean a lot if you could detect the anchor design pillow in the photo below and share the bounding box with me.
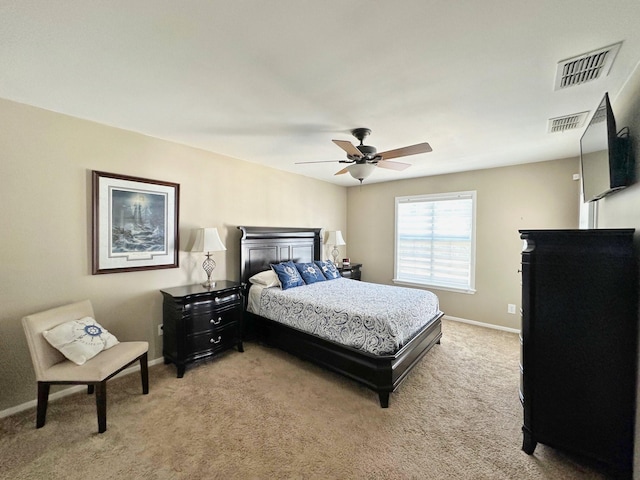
[315,260,341,280]
[43,317,119,365]
[294,262,327,284]
[271,261,305,290]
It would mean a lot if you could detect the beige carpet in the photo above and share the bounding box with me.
[1,320,612,479]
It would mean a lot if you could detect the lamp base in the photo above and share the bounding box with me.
[202,253,216,289]
[331,246,340,265]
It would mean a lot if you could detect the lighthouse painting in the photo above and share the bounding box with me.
[93,171,179,274]
[111,189,167,254]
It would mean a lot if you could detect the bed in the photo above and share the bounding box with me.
[238,226,443,407]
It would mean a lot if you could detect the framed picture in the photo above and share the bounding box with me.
[92,171,180,274]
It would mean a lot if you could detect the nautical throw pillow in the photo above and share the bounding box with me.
[295,262,327,284]
[270,261,305,290]
[43,317,119,365]
[315,260,341,280]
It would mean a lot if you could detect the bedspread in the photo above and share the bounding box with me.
[248,278,441,355]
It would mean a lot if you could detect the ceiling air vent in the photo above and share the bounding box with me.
[548,111,589,133]
[554,42,622,90]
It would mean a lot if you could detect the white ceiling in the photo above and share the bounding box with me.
[2,1,640,186]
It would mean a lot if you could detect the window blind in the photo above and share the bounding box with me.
[395,191,476,292]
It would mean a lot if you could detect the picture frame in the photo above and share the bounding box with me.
[92,170,180,275]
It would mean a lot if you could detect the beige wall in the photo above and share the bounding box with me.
[346,158,580,329]
[589,65,640,479]
[0,98,346,411]
[596,64,640,229]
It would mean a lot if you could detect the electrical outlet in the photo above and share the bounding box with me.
[157,324,163,336]
[507,304,517,314]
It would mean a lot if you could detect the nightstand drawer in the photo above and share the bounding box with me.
[210,291,241,306]
[187,324,239,357]
[188,305,242,335]
[188,294,241,314]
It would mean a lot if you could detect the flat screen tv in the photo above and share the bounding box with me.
[580,92,633,202]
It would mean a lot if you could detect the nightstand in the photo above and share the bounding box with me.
[338,263,362,281]
[160,281,243,378]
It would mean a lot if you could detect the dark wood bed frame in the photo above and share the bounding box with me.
[238,226,443,408]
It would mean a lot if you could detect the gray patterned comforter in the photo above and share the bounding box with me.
[249,278,441,355]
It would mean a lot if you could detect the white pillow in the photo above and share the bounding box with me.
[43,317,119,365]
[249,269,280,288]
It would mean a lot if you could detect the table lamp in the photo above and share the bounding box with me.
[191,227,226,288]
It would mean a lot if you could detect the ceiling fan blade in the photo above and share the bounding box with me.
[334,167,349,175]
[332,139,362,157]
[378,142,432,160]
[295,160,341,164]
[377,160,411,171]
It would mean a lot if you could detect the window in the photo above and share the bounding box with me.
[394,191,476,293]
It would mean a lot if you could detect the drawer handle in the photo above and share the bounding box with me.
[210,317,222,325]
[210,336,222,344]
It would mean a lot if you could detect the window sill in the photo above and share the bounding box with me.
[392,279,476,295]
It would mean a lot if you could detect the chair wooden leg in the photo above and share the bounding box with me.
[140,352,149,395]
[95,381,107,433]
[36,382,50,428]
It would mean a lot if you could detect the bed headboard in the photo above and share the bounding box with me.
[238,226,322,284]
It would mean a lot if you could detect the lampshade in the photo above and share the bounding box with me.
[191,227,227,253]
[325,230,346,246]
[347,163,376,183]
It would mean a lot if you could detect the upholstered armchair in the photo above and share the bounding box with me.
[21,299,149,433]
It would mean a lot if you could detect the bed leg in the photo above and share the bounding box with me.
[378,391,390,408]
[522,427,537,454]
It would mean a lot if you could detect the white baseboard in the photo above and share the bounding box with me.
[0,356,165,419]
[443,315,520,334]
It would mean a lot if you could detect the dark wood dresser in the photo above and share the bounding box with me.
[160,281,244,377]
[519,229,637,476]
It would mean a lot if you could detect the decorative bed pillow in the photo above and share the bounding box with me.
[295,262,327,284]
[249,269,280,288]
[42,317,119,366]
[315,260,341,280]
[270,261,305,290]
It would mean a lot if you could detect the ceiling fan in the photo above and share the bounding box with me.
[296,128,432,183]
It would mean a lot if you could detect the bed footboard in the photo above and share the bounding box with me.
[248,310,443,407]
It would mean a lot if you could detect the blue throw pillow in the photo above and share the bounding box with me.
[315,260,341,280]
[295,262,327,284]
[271,261,305,290]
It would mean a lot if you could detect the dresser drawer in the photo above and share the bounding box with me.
[187,324,239,357]
[519,333,524,405]
[519,364,525,406]
[187,305,241,335]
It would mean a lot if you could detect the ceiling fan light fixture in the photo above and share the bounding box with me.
[347,163,376,183]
